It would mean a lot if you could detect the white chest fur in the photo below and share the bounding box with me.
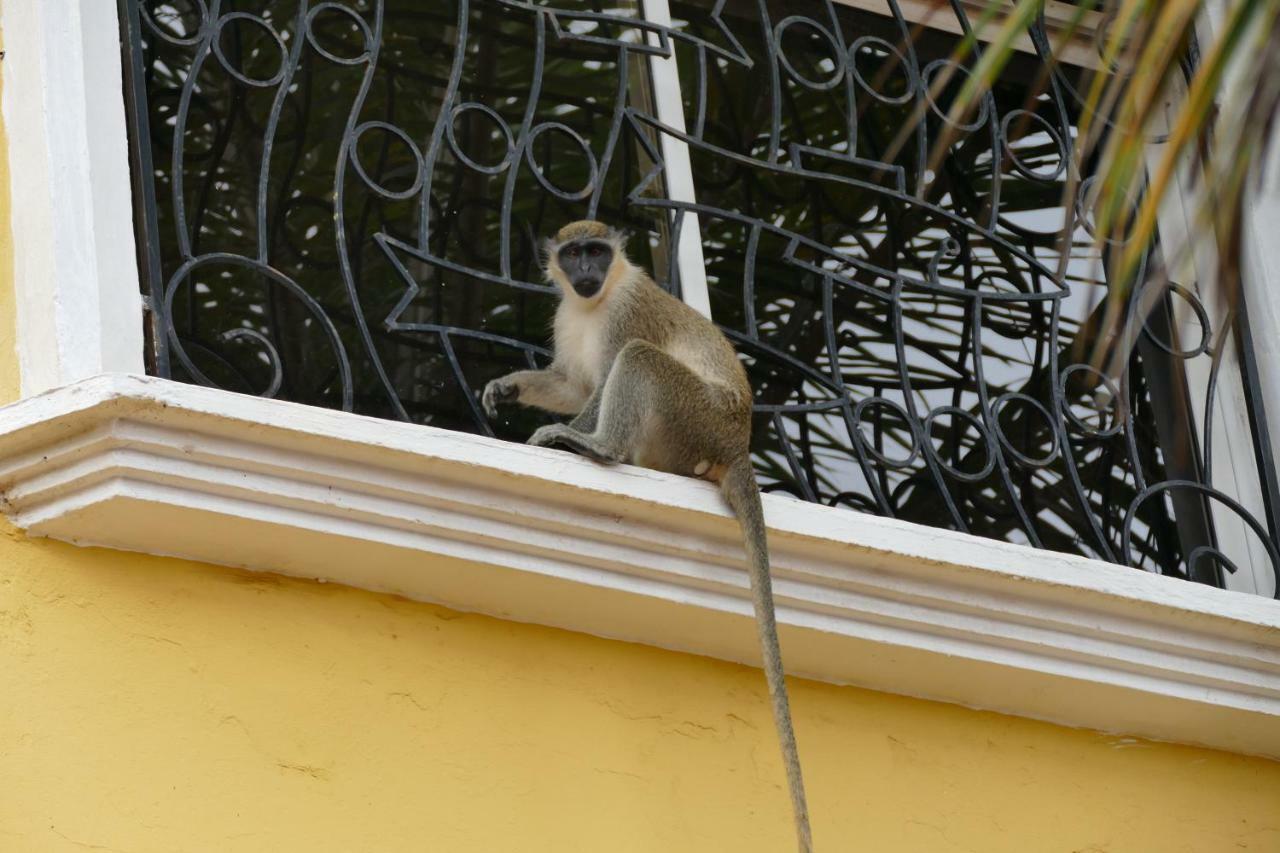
[553,300,609,389]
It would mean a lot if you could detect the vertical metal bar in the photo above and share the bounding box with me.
[1135,293,1221,586]
[638,0,713,319]
[117,0,171,376]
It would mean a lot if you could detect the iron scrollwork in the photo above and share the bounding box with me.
[119,0,1280,595]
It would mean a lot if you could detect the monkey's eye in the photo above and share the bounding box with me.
[588,246,601,258]
[566,247,580,259]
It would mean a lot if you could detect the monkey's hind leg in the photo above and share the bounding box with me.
[527,422,618,463]
[527,340,720,470]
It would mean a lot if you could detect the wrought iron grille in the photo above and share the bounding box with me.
[119,0,1280,596]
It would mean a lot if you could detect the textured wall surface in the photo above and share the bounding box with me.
[1,525,1279,853]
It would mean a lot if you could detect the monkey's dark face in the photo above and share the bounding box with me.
[557,239,614,299]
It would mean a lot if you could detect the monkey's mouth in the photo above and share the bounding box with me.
[571,277,603,298]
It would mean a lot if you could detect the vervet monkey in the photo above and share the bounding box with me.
[482,220,814,852]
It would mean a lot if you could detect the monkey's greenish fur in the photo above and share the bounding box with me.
[483,220,815,853]
[550,219,617,244]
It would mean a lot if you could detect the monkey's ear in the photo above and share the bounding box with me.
[541,236,558,261]
[610,227,632,247]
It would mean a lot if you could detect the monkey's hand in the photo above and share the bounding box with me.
[481,377,519,418]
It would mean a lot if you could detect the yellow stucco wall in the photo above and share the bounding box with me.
[1,36,1279,853]
[2,526,1280,853]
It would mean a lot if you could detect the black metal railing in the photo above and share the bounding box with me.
[119,0,1280,595]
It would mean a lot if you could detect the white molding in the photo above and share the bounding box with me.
[0,0,146,397]
[1,374,1278,759]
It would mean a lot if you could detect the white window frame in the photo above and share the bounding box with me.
[1,0,147,394]
[2,0,1279,759]
[640,0,712,317]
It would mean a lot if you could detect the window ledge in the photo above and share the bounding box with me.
[1,374,1278,756]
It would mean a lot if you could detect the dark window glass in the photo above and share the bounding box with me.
[659,0,1274,581]
[128,0,672,440]
[121,0,1279,591]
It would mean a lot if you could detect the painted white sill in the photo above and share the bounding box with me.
[1,374,1278,758]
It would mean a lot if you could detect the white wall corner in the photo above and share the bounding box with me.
[1,0,146,398]
[1241,130,1280,467]
[1198,0,1280,468]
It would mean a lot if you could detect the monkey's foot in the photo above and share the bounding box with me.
[528,425,618,464]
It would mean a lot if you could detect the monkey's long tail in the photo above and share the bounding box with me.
[721,456,814,853]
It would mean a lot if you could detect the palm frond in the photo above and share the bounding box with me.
[945,0,1280,369]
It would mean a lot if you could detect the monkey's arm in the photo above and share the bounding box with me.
[482,368,589,418]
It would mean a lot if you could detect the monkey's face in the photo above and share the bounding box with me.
[555,239,614,299]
